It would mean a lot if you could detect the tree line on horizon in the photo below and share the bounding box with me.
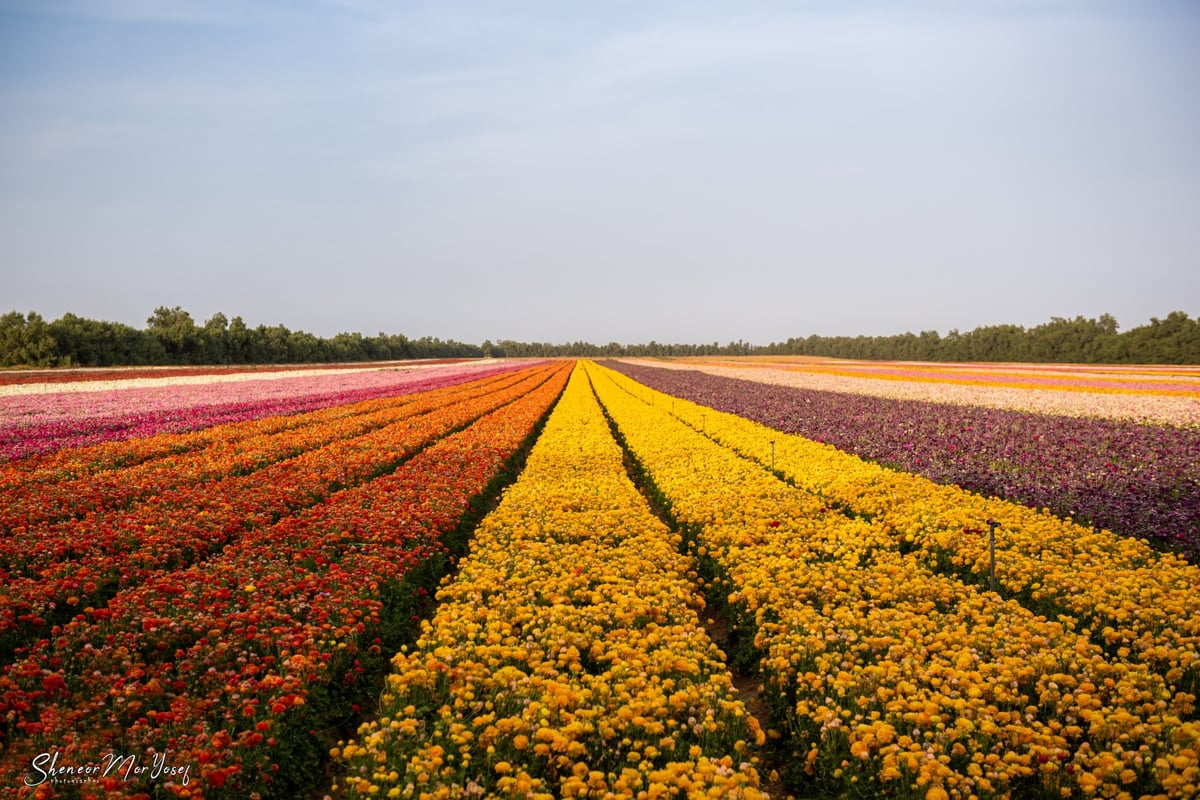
[1,307,1198,367]
[0,307,480,368]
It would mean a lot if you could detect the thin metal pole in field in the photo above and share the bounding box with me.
[987,520,999,593]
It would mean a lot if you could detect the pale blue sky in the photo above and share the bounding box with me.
[2,1,1197,345]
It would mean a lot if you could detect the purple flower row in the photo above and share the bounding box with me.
[0,362,533,462]
[606,361,1200,563]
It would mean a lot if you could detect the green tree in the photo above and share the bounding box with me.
[225,316,251,363]
[146,306,200,364]
[1122,311,1200,364]
[0,311,59,366]
[202,312,230,364]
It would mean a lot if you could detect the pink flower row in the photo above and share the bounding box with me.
[0,360,474,387]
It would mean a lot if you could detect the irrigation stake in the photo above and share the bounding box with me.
[770,440,775,472]
[987,520,999,593]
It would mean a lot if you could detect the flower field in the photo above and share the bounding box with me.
[0,366,561,662]
[0,361,570,797]
[584,362,1200,799]
[331,366,766,799]
[661,358,1200,426]
[606,360,1200,562]
[1,358,1197,799]
[0,360,528,461]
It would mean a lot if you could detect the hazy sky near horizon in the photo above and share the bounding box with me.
[2,1,1197,345]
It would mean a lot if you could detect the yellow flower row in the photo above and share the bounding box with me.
[612,364,1200,701]
[330,365,766,799]
[586,362,1200,800]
